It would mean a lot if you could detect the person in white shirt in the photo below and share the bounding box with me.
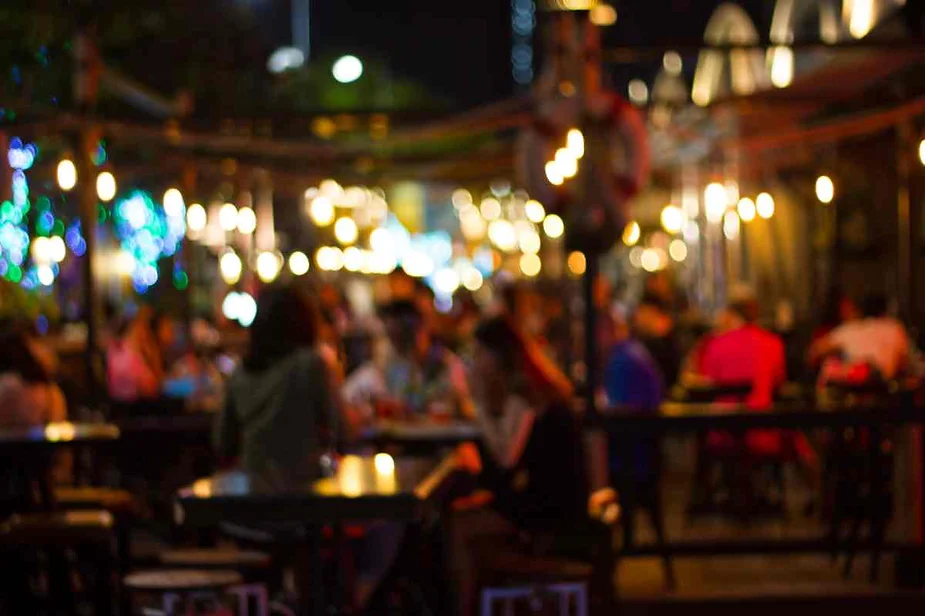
[811,295,910,380]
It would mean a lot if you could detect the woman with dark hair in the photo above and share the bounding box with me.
[215,284,340,487]
[0,326,67,426]
[453,316,589,615]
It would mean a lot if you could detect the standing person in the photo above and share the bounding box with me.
[215,284,340,487]
[453,315,589,616]
[634,292,681,390]
[811,294,909,382]
[343,300,472,422]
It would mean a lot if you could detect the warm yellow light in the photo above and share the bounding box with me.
[756,192,775,219]
[566,129,585,159]
[163,188,184,218]
[310,196,335,226]
[542,214,564,239]
[480,198,502,221]
[256,251,281,283]
[220,250,242,284]
[660,204,684,234]
[545,161,564,186]
[31,237,51,264]
[622,221,640,246]
[116,250,135,276]
[816,175,835,204]
[488,220,518,252]
[704,182,727,223]
[848,0,875,39]
[219,203,239,231]
[589,3,617,26]
[369,228,393,252]
[918,139,924,166]
[343,246,363,272]
[769,46,794,88]
[288,251,310,276]
[452,188,472,209]
[316,246,344,271]
[518,229,542,254]
[461,267,483,291]
[460,208,487,241]
[334,217,359,245]
[401,251,434,278]
[723,211,741,240]
[96,171,116,202]
[557,152,578,179]
[567,251,587,275]
[524,200,546,223]
[57,159,77,191]
[186,203,207,232]
[37,264,55,286]
[433,268,461,295]
[236,206,257,235]
[737,197,756,222]
[48,236,66,263]
[641,248,661,272]
[669,239,688,262]
[628,79,649,105]
[519,253,542,277]
[374,452,395,475]
[663,51,683,75]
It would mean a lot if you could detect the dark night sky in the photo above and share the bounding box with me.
[238,0,772,107]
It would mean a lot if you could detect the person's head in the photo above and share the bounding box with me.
[243,284,320,372]
[472,316,572,415]
[634,292,673,337]
[380,299,428,358]
[861,294,888,319]
[0,325,51,383]
[821,288,859,327]
[719,286,760,331]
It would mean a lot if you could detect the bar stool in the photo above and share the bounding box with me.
[124,569,245,615]
[478,549,591,616]
[159,548,273,615]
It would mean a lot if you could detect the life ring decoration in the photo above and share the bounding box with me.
[517,90,649,253]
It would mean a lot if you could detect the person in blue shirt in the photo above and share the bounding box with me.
[602,306,674,586]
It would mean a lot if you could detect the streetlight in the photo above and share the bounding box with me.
[332,55,363,83]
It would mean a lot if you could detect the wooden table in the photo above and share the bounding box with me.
[359,420,480,450]
[175,454,460,615]
[0,422,120,448]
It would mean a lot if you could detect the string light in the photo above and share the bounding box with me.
[704,182,727,223]
[622,221,640,246]
[660,205,684,234]
[815,175,835,204]
[566,129,585,159]
[918,139,924,166]
[57,159,77,191]
[289,251,310,276]
[316,246,344,271]
[256,251,281,283]
[186,203,207,233]
[461,267,483,291]
[723,210,741,240]
[669,239,688,262]
[334,217,359,245]
[220,250,242,284]
[96,171,116,202]
[545,161,564,186]
[309,196,335,226]
[237,206,257,235]
[479,198,502,221]
[163,188,184,218]
[524,200,546,223]
[542,214,564,239]
[488,220,518,252]
[219,203,239,231]
[737,197,756,222]
[567,251,587,275]
[519,253,541,277]
[756,192,775,219]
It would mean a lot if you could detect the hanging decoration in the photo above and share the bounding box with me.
[112,189,186,293]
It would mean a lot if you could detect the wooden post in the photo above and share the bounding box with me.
[896,122,913,322]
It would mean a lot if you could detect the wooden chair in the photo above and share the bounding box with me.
[0,510,117,614]
[124,569,245,616]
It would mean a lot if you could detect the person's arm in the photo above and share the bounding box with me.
[447,354,476,419]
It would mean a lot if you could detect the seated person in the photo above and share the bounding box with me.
[215,284,339,487]
[0,325,67,426]
[811,294,909,385]
[453,316,588,616]
[106,306,164,403]
[343,300,472,422]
